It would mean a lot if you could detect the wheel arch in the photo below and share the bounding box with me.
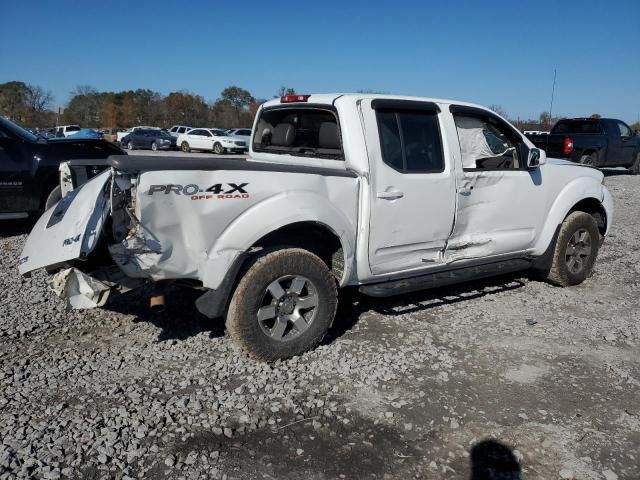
[198,191,358,292]
[531,177,608,256]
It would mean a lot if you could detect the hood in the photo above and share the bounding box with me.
[546,157,603,179]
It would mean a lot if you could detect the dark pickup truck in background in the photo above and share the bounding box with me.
[526,118,640,173]
[0,116,125,220]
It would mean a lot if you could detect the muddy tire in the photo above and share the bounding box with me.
[630,153,640,175]
[542,211,600,286]
[226,248,338,361]
[44,185,62,211]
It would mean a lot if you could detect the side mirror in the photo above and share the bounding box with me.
[527,148,544,168]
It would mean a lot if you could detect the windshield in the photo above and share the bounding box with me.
[0,116,39,142]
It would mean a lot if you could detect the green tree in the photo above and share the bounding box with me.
[0,81,53,126]
[218,86,255,126]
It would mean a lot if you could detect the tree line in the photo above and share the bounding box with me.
[0,81,297,130]
[1,81,638,132]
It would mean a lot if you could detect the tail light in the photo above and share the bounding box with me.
[563,137,574,155]
[280,95,311,103]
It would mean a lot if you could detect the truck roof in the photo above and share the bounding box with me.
[261,93,494,113]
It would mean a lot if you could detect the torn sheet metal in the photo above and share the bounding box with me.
[48,266,145,310]
[108,233,163,277]
[49,268,112,309]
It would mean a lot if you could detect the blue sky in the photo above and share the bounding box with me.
[1,0,639,122]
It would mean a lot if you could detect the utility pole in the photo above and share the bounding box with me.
[548,68,557,129]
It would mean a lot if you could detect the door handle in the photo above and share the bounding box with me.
[376,190,404,200]
[457,186,473,195]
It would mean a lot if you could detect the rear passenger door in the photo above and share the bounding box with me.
[362,99,456,275]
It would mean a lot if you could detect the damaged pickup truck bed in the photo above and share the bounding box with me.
[19,94,614,360]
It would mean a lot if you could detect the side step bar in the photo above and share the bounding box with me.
[359,258,531,297]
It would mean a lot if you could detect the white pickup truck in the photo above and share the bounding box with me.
[19,93,614,360]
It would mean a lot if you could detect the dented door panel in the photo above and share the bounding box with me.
[446,169,548,261]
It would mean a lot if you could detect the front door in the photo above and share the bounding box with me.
[447,106,547,261]
[362,99,457,275]
[608,120,636,166]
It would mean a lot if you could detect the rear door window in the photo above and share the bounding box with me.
[377,110,444,173]
[253,107,343,160]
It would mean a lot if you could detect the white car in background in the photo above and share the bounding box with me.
[176,128,248,154]
[54,125,81,137]
[226,128,252,144]
[167,125,192,138]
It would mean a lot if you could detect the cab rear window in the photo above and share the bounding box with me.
[252,107,343,160]
[552,120,602,134]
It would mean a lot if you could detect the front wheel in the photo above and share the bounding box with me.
[226,248,338,361]
[213,142,224,154]
[541,211,600,286]
[181,141,191,153]
[151,142,158,151]
[127,141,135,150]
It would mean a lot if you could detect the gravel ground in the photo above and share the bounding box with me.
[0,169,638,480]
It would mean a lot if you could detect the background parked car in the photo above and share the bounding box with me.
[526,117,640,172]
[167,125,192,138]
[225,128,252,145]
[0,116,124,219]
[176,128,248,154]
[116,126,157,143]
[121,129,177,151]
[54,125,81,137]
[66,128,104,140]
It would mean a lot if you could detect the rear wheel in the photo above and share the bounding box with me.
[151,142,158,151]
[579,152,597,166]
[181,141,191,153]
[127,141,134,151]
[213,142,224,154]
[226,248,338,361]
[630,153,640,175]
[541,211,600,286]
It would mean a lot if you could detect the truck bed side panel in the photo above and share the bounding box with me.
[116,169,360,288]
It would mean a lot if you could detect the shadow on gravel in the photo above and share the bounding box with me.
[105,273,525,348]
[602,168,632,177]
[171,411,421,479]
[470,439,521,480]
[0,218,36,238]
[326,274,526,343]
[106,285,225,342]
